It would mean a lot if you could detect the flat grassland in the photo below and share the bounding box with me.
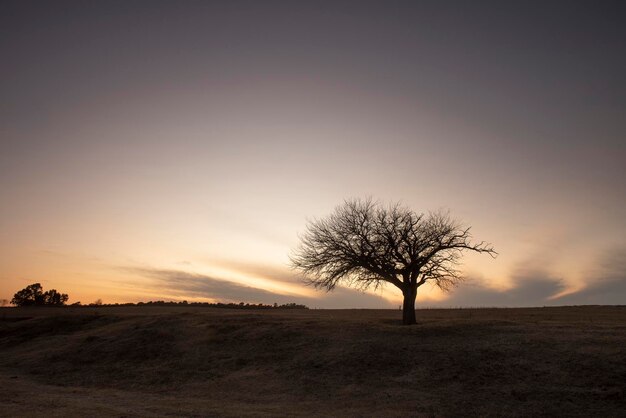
[1,306,624,417]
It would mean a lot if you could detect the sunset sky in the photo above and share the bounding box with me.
[1,1,625,307]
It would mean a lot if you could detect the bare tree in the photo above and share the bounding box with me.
[290,198,497,324]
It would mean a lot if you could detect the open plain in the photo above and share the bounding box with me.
[1,305,625,417]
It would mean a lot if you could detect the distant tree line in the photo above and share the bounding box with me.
[69,300,309,309]
[7,283,308,309]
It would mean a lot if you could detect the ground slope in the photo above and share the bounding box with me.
[0,306,624,417]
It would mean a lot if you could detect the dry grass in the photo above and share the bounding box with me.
[1,306,625,417]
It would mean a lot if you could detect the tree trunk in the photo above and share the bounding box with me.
[402,287,417,325]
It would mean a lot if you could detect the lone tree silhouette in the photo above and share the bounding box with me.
[290,199,497,325]
[11,283,69,307]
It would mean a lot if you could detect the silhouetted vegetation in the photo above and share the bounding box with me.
[291,198,497,324]
[6,284,307,310]
[10,283,68,307]
[64,300,308,309]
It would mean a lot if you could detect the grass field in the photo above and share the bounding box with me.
[1,305,625,417]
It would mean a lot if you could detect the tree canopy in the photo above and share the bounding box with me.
[11,283,69,307]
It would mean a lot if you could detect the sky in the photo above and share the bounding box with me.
[1,1,625,308]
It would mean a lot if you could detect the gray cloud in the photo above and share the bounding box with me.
[209,259,301,284]
[429,249,626,307]
[129,267,290,303]
[557,249,626,305]
[427,270,565,308]
[126,267,393,309]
